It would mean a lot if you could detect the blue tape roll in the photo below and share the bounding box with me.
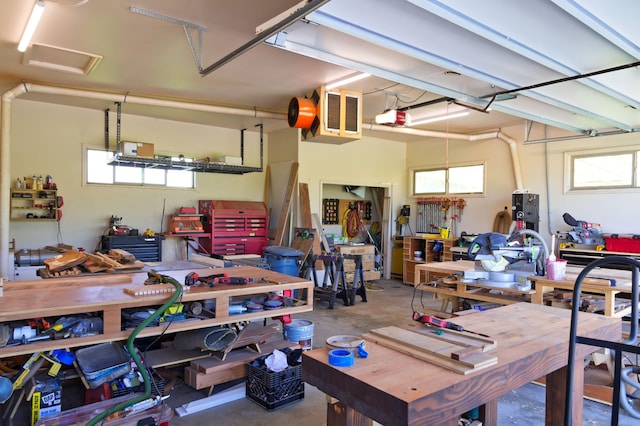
[328,349,355,367]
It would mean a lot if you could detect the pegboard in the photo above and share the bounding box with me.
[323,198,339,224]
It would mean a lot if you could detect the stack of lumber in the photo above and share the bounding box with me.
[39,248,145,278]
[183,323,293,390]
[362,325,497,375]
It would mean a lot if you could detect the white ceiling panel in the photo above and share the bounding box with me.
[1,0,639,140]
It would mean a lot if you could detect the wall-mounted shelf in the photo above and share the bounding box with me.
[107,155,262,174]
[10,189,59,221]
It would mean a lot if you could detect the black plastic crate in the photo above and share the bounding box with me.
[245,360,304,411]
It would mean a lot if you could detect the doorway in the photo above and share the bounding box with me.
[320,182,392,279]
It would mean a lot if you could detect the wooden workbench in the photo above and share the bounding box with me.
[0,266,313,358]
[303,303,621,426]
[416,261,634,317]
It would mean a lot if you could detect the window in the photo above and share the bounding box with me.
[413,163,484,195]
[86,148,195,188]
[567,149,637,191]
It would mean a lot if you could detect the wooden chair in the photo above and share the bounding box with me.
[565,256,640,425]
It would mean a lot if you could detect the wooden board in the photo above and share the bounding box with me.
[313,213,331,253]
[273,161,299,246]
[145,348,212,368]
[123,284,178,296]
[185,340,294,390]
[299,183,312,228]
[44,251,87,272]
[362,326,497,374]
[109,249,136,263]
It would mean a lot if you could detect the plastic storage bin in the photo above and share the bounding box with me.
[75,342,132,389]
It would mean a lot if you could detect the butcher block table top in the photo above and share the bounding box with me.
[303,303,620,426]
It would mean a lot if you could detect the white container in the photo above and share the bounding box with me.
[547,259,567,281]
[414,250,423,260]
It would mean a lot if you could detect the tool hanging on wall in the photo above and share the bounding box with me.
[342,203,364,239]
[416,197,466,234]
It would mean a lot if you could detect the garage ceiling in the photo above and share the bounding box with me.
[1,0,639,142]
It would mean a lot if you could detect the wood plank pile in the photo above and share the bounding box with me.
[362,325,497,375]
[184,323,292,390]
[39,248,145,278]
[543,290,631,314]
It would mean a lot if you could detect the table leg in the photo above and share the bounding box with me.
[326,398,373,426]
[545,359,584,425]
[532,284,554,305]
[479,399,498,425]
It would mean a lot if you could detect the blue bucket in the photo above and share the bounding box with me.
[283,319,314,351]
[263,246,304,277]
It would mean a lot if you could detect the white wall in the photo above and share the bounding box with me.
[406,124,640,245]
[8,98,640,267]
[9,100,267,260]
[298,135,407,269]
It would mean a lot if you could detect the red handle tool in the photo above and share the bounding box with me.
[413,312,463,331]
[213,276,253,285]
[412,311,490,337]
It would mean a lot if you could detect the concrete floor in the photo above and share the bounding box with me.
[162,278,636,426]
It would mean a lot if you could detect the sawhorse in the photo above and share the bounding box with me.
[306,254,349,308]
[306,254,367,307]
[343,254,368,305]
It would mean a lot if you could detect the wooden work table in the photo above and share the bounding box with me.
[303,303,621,426]
[0,266,313,358]
[416,261,635,317]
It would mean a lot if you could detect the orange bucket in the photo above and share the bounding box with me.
[288,97,317,129]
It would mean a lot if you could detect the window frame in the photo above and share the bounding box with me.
[84,146,196,189]
[411,161,486,197]
[564,146,640,194]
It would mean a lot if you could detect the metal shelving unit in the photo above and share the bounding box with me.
[107,155,262,175]
[105,104,263,174]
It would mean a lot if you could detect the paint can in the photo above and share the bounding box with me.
[283,319,314,351]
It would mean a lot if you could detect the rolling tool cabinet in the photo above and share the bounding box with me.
[100,235,163,262]
[198,200,268,256]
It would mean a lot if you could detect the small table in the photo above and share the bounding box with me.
[302,303,621,426]
[529,266,633,317]
[161,232,210,256]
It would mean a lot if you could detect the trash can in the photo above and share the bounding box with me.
[263,246,304,277]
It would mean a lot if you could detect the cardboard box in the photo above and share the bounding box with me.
[219,156,242,166]
[120,141,154,158]
[343,255,375,272]
[346,270,381,283]
[32,376,62,425]
[337,244,375,255]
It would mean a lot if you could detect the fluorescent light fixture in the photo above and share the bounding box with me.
[410,111,470,126]
[18,0,45,52]
[325,72,371,90]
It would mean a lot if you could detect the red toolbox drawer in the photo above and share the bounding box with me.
[604,235,640,253]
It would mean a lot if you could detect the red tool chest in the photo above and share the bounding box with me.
[198,200,268,256]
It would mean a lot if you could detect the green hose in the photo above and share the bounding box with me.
[86,275,183,426]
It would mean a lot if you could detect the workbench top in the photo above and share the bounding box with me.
[0,266,313,358]
[303,302,621,426]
